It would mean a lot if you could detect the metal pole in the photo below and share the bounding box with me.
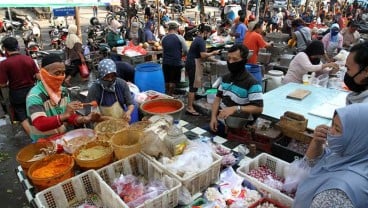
[7,7,12,22]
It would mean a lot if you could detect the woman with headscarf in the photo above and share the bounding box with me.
[322,23,344,59]
[293,103,368,208]
[64,24,85,86]
[87,59,134,122]
[144,20,156,44]
[106,20,125,48]
[125,22,145,46]
[26,54,101,142]
[106,20,125,61]
[282,40,339,84]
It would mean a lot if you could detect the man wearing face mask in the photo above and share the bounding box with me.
[185,23,220,116]
[282,40,339,84]
[26,54,101,142]
[344,41,368,104]
[0,37,39,136]
[210,44,263,134]
[87,59,134,122]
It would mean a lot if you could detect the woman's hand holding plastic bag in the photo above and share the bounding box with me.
[282,158,311,194]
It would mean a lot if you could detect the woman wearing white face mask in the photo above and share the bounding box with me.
[293,103,368,208]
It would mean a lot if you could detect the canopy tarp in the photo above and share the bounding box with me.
[0,0,111,7]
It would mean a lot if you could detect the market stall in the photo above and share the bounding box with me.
[16,120,276,207]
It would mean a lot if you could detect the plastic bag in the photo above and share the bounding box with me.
[111,175,144,203]
[79,63,90,78]
[141,130,172,159]
[127,180,168,208]
[178,187,193,205]
[77,202,97,208]
[122,41,147,56]
[264,175,283,190]
[203,187,226,208]
[282,158,311,194]
[219,167,243,199]
[162,141,213,177]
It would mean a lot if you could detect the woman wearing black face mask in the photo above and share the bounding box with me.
[283,40,339,84]
[87,59,135,122]
[185,23,220,116]
[344,41,368,104]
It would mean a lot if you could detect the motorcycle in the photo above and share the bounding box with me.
[49,25,68,49]
[22,16,42,53]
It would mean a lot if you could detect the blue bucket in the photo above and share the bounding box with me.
[134,63,165,93]
[245,64,263,84]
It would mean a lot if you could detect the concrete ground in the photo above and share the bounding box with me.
[0,6,217,207]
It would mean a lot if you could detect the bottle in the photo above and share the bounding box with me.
[164,122,188,156]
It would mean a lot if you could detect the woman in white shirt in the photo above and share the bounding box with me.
[282,40,338,84]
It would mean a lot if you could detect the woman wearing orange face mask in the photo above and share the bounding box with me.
[26,54,101,142]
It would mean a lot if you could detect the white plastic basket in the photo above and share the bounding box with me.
[34,170,126,208]
[237,153,294,207]
[97,153,181,208]
[142,152,222,195]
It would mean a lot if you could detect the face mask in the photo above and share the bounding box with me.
[227,60,245,75]
[331,29,339,36]
[310,57,321,65]
[327,132,345,155]
[116,29,121,33]
[100,79,116,92]
[343,71,367,92]
[203,35,208,41]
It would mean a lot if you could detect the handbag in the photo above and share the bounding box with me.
[79,63,89,78]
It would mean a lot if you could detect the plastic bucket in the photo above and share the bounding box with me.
[134,63,165,93]
[265,70,284,92]
[245,64,263,84]
[206,89,217,104]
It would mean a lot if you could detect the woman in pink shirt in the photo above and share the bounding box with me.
[282,40,338,84]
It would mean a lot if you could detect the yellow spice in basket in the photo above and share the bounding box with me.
[31,158,71,178]
[77,145,110,160]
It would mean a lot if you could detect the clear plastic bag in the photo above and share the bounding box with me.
[111,175,144,203]
[127,180,168,208]
[282,158,311,194]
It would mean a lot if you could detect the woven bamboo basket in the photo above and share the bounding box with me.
[94,119,129,142]
[28,154,74,191]
[73,141,113,170]
[128,120,151,131]
[16,142,54,176]
[111,129,142,160]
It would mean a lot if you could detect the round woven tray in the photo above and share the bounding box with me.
[73,141,113,170]
[94,119,129,143]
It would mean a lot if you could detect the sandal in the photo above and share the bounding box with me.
[185,109,200,116]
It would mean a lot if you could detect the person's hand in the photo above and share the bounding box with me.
[122,113,131,123]
[210,118,218,132]
[313,124,329,145]
[217,106,237,120]
[64,101,83,118]
[212,50,221,56]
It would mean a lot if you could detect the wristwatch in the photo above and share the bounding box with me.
[237,105,242,113]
